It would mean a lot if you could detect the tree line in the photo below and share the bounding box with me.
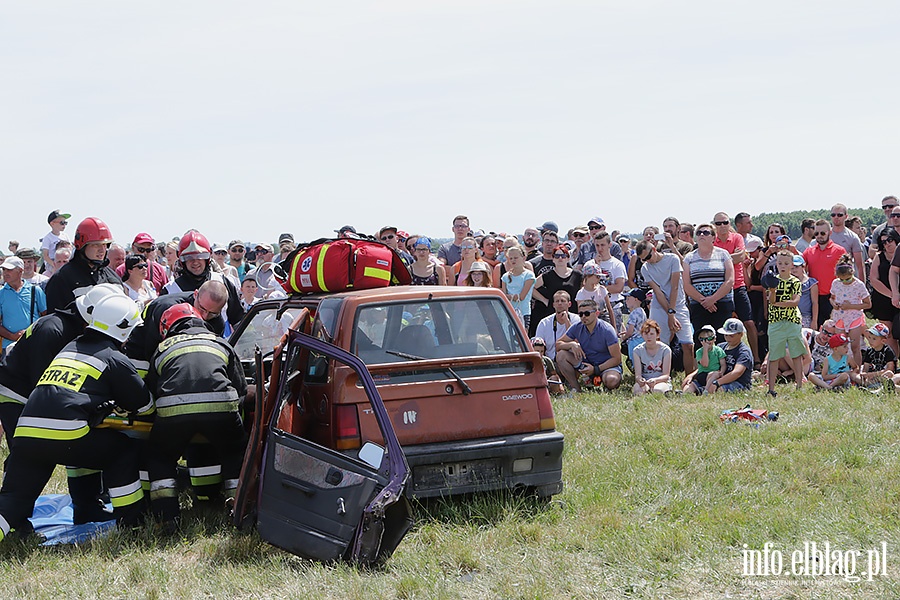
[750,206,884,239]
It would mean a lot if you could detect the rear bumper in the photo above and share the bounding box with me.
[402,430,564,499]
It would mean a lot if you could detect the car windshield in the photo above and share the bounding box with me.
[232,305,300,360]
[352,297,527,364]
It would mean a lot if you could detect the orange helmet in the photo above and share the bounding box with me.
[159,303,202,339]
[177,230,211,262]
[74,217,113,250]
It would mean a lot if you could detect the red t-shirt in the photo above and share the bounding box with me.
[713,231,746,289]
[802,241,845,295]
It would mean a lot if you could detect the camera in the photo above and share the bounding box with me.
[654,233,666,241]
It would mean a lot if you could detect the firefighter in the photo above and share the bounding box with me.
[124,280,232,500]
[0,283,125,524]
[0,294,152,540]
[44,217,123,312]
[145,304,247,525]
[161,230,243,328]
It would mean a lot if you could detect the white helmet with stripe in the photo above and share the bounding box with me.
[75,283,127,324]
[88,295,143,342]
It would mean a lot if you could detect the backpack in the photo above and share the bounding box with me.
[278,238,411,294]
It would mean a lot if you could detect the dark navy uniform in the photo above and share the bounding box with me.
[0,330,153,539]
[44,252,121,313]
[145,320,247,521]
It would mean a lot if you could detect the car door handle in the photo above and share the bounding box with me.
[282,478,315,496]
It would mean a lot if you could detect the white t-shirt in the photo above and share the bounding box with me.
[534,311,581,360]
[584,256,627,302]
[40,231,69,276]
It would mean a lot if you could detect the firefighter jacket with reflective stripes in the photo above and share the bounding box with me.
[44,251,122,312]
[16,330,154,441]
[124,292,225,363]
[147,325,247,418]
[0,306,84,404]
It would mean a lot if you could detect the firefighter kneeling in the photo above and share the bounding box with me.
[0,295,151,540]
[145,304,248,526]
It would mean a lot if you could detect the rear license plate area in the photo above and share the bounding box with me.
[412,459,501,491]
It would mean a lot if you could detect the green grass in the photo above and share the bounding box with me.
[3,382,900,598]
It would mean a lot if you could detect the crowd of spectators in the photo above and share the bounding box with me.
[5,201,900,396]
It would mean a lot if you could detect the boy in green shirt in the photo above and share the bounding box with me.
[682,324,726,395]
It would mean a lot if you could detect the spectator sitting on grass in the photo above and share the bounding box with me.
[555,298,622,392]
[705,318,754,394]
[531,337,565,395]
[632,319,672,396]
[682,324,726,395]
[858,323,900,389]
[808,333,855,390]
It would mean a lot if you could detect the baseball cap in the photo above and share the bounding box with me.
[537,221,559,234]
[582,263,601,277]
[829,333,850,348]
[718,318,746,335]
[617,235,630,243]
[228,239,245,251]
[414,236,432,249]
[627,288,647,302]
[397,230,410,241]
[588,217,604,226]
[278,233,294,245]
[530,336,546,347]
[47,210,71,224]
[378,226,398,237]
[745,237,763,252]
[792,255,805,266]
[335,225,357,235]
[133,232,154,246]
[868,323,890,337]
[699,324,716,336]
[775,235,792,245]
[1,256,25,270]
[211,243,227,253]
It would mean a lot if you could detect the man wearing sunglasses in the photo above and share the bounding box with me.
[802,219,847,328]
[635,240,696,374]
[555,299,622,392]
[378,226,413,267]
[869,196,900,260]
[829,203,865,283]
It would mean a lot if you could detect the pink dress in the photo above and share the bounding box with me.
[830,277,869,331]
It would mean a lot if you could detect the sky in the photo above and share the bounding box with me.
[2,1,900,250]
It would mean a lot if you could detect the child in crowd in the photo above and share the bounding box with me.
[464,261,493,287]
[240,276,258,311]
[619,288,647,365]
[501,246,535,330]
[766,250,809,395]
[576,263,615,328]
[830,254,871,369]
[531,337,565,395]
[706,319,754,394]
[807,319,836,374]
[859,323,900,389]
[808,333,855,390]
[682,324,726,395]
[791,254,818,329]
[632,320,673,395]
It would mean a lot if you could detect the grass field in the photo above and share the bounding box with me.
[2,381,900,599]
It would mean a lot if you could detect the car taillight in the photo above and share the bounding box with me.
[536,386,556,431]
[335,404,361,450]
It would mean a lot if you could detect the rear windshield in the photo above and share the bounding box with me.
[352,296,527,365]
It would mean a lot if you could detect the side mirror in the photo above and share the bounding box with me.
[358,442,385,470]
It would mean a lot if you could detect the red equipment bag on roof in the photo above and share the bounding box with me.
[279,238,411,294]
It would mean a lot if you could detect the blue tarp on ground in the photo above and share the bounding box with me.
[29,494,116,545]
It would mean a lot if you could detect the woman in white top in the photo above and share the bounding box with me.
[122,254,158,309]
